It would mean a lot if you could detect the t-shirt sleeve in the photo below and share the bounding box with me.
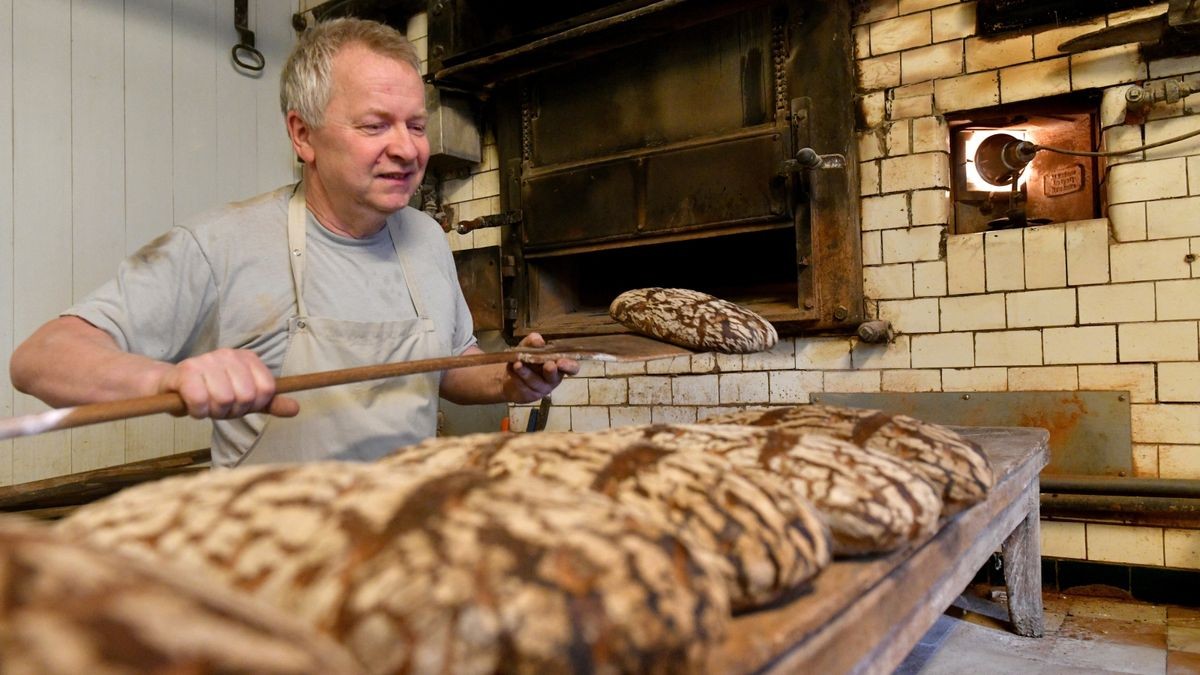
[64,227,219,362]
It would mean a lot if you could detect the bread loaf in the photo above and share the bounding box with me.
[594,424,943,556]
[58,464,727,674]
[383,430,830,610]
[0,515,360,675]
[608,287,778,353]
[701,404,993,515]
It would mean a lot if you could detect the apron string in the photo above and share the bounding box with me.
[286,182,310,318]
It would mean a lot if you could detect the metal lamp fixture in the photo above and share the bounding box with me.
[973,132,1039,186]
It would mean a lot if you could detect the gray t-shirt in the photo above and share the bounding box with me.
[67,185,477,450]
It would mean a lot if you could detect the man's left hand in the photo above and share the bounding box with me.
[503,332,579,403]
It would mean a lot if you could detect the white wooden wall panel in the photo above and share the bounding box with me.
[70,0,128,473]
[216,0,258,204]
[256,0,300,190]
[122,0,177,463]
[0,0,298,484]
[172,0,218,224]
[0,0,14,485]
[12,0,74,483]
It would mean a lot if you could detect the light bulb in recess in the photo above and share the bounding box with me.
[964,129,1036,192]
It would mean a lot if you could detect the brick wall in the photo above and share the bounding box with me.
[412,3,1200,571]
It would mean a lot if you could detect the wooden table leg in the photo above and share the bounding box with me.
[1001,484,1044,638]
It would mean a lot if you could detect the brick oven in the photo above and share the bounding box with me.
[307,0,1200,589]
[424,0,865,339]
[474,0,1192,585]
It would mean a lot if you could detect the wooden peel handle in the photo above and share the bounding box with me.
[0,351,525,442]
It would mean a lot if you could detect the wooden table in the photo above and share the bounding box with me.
[708,426,1050,675]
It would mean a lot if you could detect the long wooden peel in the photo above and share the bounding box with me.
[0,334,692,442]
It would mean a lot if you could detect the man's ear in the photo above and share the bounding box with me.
[286,111,316,164]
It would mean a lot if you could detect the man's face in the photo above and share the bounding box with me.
[291,44,430,233]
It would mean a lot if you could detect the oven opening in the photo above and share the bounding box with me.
[948,93,1102,235]
[525,227,800,336]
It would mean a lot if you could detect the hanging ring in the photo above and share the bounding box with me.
[232,43,265,72]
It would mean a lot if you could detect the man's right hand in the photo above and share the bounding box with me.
[12,317,298,420]
[158,348,300,419]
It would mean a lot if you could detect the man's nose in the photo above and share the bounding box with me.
[385,127,418,161]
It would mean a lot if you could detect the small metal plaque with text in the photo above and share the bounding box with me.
[1044,165,1084,197]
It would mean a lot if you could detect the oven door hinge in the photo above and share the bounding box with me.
[450,209,523,235]
[501,255,517,278]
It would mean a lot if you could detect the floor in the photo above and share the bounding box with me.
[897,586,1200,674]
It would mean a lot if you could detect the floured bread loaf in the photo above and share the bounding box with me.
[58,465,726,674]
[0,515,360,675]
[595,424,943,556]
[701,404,993,515]
[383,431,830,610]
[609,287,778,353]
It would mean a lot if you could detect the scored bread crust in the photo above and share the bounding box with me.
[383,430,831,611]
[593,424,944,556]
[608,287,778,354]
[57,464,728,674]
[701,404,994,516]
[0,515,362,675]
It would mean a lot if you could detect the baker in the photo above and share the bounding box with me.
[9,17,577,467]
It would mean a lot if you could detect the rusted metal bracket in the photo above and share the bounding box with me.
[780,147,847,174]
[453,209,523,235]
[782,97,846,174]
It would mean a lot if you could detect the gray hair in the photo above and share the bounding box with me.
[280,17,421,127]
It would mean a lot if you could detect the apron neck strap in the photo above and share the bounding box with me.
[385,217,428,318]
[286,182,309,317]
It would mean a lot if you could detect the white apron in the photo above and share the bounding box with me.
[235,183,442,465]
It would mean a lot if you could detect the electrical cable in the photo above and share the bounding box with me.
[1032,124,1200,157]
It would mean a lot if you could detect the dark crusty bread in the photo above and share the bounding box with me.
[594,424,944,556]
[609,287,778,353]
[0,515,361,675]
[383,430,831,610]
[58,463,728,674]
[701,404,994,516]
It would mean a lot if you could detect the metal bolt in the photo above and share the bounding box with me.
[297,320,307,330]
[962,394,971,400]
[833,305,849,321]
[292,248,301,257]
[1118,394,1127,402]
[1185,253,1197,264]
[811,395,820,403]
[803,299,815,309]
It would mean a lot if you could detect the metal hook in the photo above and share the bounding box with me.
[232,0,265,73]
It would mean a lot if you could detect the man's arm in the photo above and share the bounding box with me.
[439,333,579,405]
[10,316,297,419]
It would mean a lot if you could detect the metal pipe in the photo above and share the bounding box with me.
[1041,493,1200,528]
[1041,475,1200,499]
